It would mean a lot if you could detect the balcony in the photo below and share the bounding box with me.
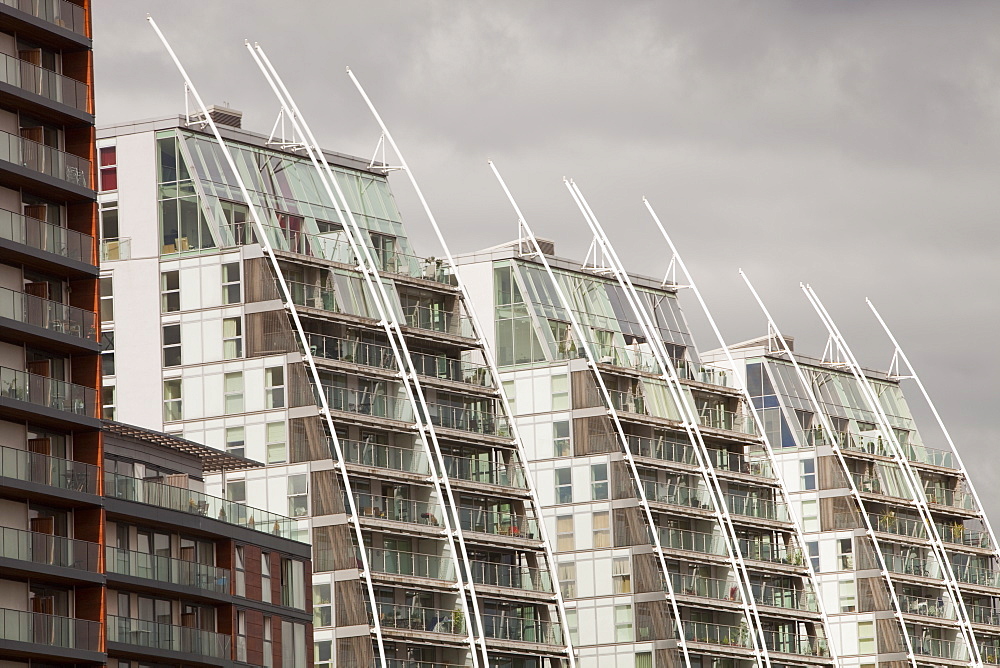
[737,538,804,567]
[754,583,819,612]
[106,546,231,594]
[353,493,441,528]
[342,439,429,475]
[0,129,91,189]
[0,52,88,112]
[481,615,562,645]
[458,506,537,541]
[841,434,895,458]
[763,631,830,657]
[628,434,697,466]
[672,573,741,603]
[898,593,956,620]
[0,285,96,343]
[871,513,927,539]
[682,621,753,649]
[724,493,788,522]
[0,525,99,571]
[100,237,130,261]
[904,443,958,470]
[285,279,338,312]
[108,615,231,659]
[323,385,415,423]
[643,480,714,511]
[0,366,98,417]
[658,527,729,557]
[924,486,976,511]
[104,471,301,541]
[410,350,493,388]
[0,607,100,653]
[0,443,98,493]
[851,472,912,500]
[372,602,465,636]
[0,0,87,37]
[425,401,510,438]
[401,304,475,339]
[937,523,992,550]
[366,547,456,582]
[442,453,526,489]
[883,553,941,579]
[951,563,1000,589]
[0,207,93,266]
[708,447,774,479]
[308,333,395,371]
[907,634,969,661]
[698,406,757,436]
[967,603,1000,626]
[470,560,553,593]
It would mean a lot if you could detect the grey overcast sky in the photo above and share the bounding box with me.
[95,2,1000,517]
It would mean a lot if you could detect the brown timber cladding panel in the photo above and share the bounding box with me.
[338,635,374,668]
[245,258,281,302]
[632,552,665,593]
[656,648,682,668]
[820,495,862,531]
[857,577,892,612]
[876,617,906,653]
[311,470,345,516]
[574,416,619,456]
[335,579,368,627]
[571,370,604,409]
[291,415,331,463]
[247,310,299,357]
[312,524,356,572]
[635,600,672,641]
[818,455,849,489]
[287,362,315,408]
[613,507,648,547]
[855,536,880,571]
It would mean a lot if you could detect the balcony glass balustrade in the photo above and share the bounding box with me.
[470,560,552,593]
[683,621,753,648]
[0,129,90,188]
[608,389,647,416]
[883,554,941,579]
[841,434,895,458]
[924,486,976,511]
[106,546,231,593]
[481,615,562,645]
[342,439,429,475]
[372,603,465,635]
[698,406,757,435]
[0,52,88,112]
[628,434,697,466]
[0,207,92,263]
[0,525,99,571]
[736,538,803,566]
[707,447,774,478]
[643,480,714,511]
[0,443,98,493]
[658,527,729,557]
[871,513,927,539]
[851,472,913,500]
[0,366,97,416]
[108,615,230,658]
[951,563,1000,589]
[284,279,338,312]
[967,603,1000,626]
[982,643,1000,665]
[458,506,537,540]
[754,583,819,612]
[671,574,741,602]
[763,631,830,657]
[401,304,474,338]
[323,385,414,423]
[724,493,788,522]
[905,443,958,469]
[937,523,992,549]
[907,634,969,661]
[352,493,440,527]
[366,547,456,582]
[442,453,526,488]
[0,286,96,341]
[424,401,510,437]
[0,0,87,36]
[898,593,956,619]
[100,237,131,261]
[104,472,300,540]
[0,607,100,652]
[385,661,466,668]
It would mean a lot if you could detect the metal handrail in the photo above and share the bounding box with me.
[106,546,231,593]
[0,129,90,187]
[0,442,98,492]
[0,286,96,341]
[0,366,98,416]
[0,525,99,570]
[0,207,92,262]
[108,615,230,657]
[0,51,88,111]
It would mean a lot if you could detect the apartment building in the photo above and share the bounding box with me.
[456,241,834,668]
[98,112,568,668]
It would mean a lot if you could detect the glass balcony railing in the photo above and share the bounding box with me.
[724,493,788,522]
[842,434,895,457]
[100,237,130,261]
[342,439,429,475]
[607,389,648,416]
[628,434,697,466]
[0,443,98,493]
[104,472,301,541]
[763,631,830,657]
[424,401,510,437]
[907,634,969,661]
[442,453,526,488]
[0,208,93,263]
[0,52,88,112]
[481,615,562,645]
[409,350,493,387]
[0,607,100,651]
[698,406,757,435]
[871,513,927,539]
[671,574,741,602]
[0,0,87,36]
[683,621,753,648]
[458,506,538,540]
[108,615,230,658]
[372,603,465,635]
[898,593,956,619]
[754,584,819,612]
[106,546,231,593]
[352,493,439,527]
[967,603,1000,626]
[851,472,913,500]
[0,129,90,188]
[307,333,396,370]
[401,304,475,338]
[904,443,958,469]
[924,487,976,511]
[951,563,1000,589]
[284,279,339,312]
[0,525,99,571]
[658,527,729,557]
[982,644,1000,665]
[643,480,714,511]
[323,386,415,423]
[937,523,992,549]
[0,286,96,341]
[707,447,773,478]
[0,366,97,417]
[470,560,553,593]
[883,553,941,579]
[366,547,456,582]
[737,538,804,566]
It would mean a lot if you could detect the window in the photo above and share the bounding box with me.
[265,366,285,409]
[636,652,653,668]
[225,427,245,459]
[235,546,246,596]
[593,511,611,548]
[263,617,273,668]
[551,373,569,410]
[857,620,875,654]
[223,317,242,359]
[100,276,114,322]
[548,320,575,358]
[801,499,818,533]
[314,639,332,668]
[555,467,572,504]
[160,270,180,312]
[314,583,332,627]
[287,474,308,517]
[227,480,246,504]
[553,420,570,457]
[99,145,117,191]
[261,553,272,603]
[224,372,244,414]
[266,422,287,464]
[162,324,181,367]
[565,608,579,646]
[556,515,574,551]
[612,556,631,593]
[102,385,116,421]
[502,380,516,413]
[222,262,241,304]
[801,458,816,490]
[280,558,306,609]
[281,620,307,667]
[236,610,247,661]
[163,379,182,421]
[614,604,633,642]
[221,200,253,245]
[806,540,819,572]
[838,537,854,570]
[100,199,119,240]
[839,578,856,612]
[101,331,115,376]
[591,463,609,500]
[558,562,576,599]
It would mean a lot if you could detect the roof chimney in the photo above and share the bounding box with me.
[192,105,242,129]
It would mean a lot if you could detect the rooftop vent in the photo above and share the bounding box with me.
[191,105,243,129]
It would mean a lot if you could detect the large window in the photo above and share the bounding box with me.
[280,558,306,609]
[160,270,179,312]
[555,467,572,504]
[593,511,611,548]
[553,421,570,457]
[558,562,576,599]
[801,458,816,491]
[287,474,308,518]
[265,366,285,409]
[163,379,182,421]
[313,584,332,627]
[222,262,241,304]
[235,546,246,596]
[314,639,332,668]
[263,617,273,668]
[162,324,181,367]
[266,422,287,464]
[591,463,609,500]
[556,515,574,551]
[236,610,247,662]
[493,264,545,366]
[614,604,633,642]
[223,317,242,359]
[158,136,215,256]
[280,620,307,667]
[224,372,244,414]
[261,553,271,603]
[551,373,569,410]
[612,557,631,594]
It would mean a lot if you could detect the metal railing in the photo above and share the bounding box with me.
[409,349,493,387]
[936,523,992,549]
[723,493,788,522]
[104,472,301,540]
[0,51,88,111]
[754,583,819,612]
[323,385,415,423]
[671,573,741,602]
[442,453,526,488]
[841,434,895,458]
[924,486,976,511]
[967,603,1000,626]
[0,366,97,416]
[401,304,475,338]
[0,129,90,187]
[284,279,338,312]
[907,634,969,661]
[706,447,773,478]
[904,443,958,469]
[342,439,429,475]
[851,472,912,500]
[0,525,99,570]
[737,538,804,566]
[683,621,753,648]
[366,547,456,582]
[458,506,538,540]
[481,615,562,645]
[763,631,830,657]
[658,527,729,557]
[0,443,98,493]
[424,400,510,437]
[883,553,941,579]
[108,615,231,658]
[470,560,552,592]
[951,563,1000,589]
[898,593,956,619]
[697,406,757,435]
[106,546,231,593]
[0,607,100,651]
[607,389,647,416]
[0,0,87,36]
[643,480,714,511]
[628,434,698,466]
[0,286,96,341]
[100,237,131,261]
[0,207,92,262]
[306,333,395,370]
[871,513,927,539]
[372,602,465,635]
[352,493,440,527]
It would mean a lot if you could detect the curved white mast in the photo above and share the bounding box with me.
[640,199,840,665]
[488,162,692,668]
[738,272,919,667]
[345,71,577,668]
[143,16,390,667]
[803,285,982,666]
[565,181,768,668]
[244,44,488,665]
